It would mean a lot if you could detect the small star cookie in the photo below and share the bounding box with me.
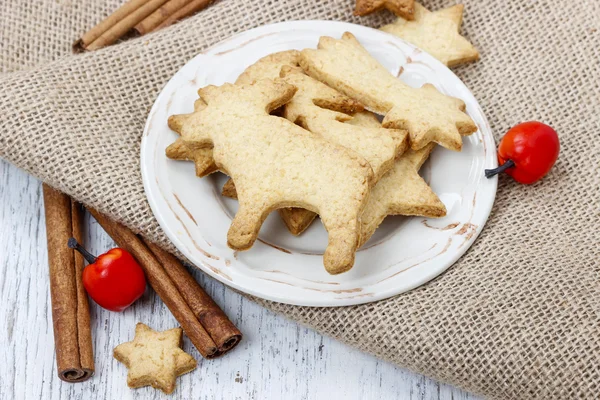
[113,323,197,394]
[354,0,415,20]
[381,3,479,67]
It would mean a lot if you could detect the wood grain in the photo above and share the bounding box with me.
[0,159,479,400]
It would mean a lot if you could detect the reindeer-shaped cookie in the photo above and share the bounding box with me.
[218,54,409,235]
[172,79,373,274]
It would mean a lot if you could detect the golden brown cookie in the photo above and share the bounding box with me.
[220,106,399,236]
[221,179,316,236]
[113,323,197,394]
[300,32,478,151]
[281,66,408,181]
[166,98,218,177]
[359,144,446,246]
[235,50,301,85]
[221,51,407,236]
[167,51,316,236]
[381,3,479,67]
[174,79,373,274]
[354,0,415,20]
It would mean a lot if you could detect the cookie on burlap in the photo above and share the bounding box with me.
[173,79,373,274]
[359,143,446,246]
[300,32,477,151]
[354,0,415,20]
[113,323,197,394]
[380,3,479,67]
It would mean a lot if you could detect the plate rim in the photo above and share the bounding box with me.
[140,20,498,307]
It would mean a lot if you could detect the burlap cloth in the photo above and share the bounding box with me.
[1,0,599,398]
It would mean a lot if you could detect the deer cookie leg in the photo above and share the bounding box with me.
[227,202,271,251]
[320,215,360,275]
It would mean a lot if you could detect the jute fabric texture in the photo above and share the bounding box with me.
[1,1,599,398]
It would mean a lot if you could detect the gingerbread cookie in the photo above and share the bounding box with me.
[174,79,373,274]
[359,143,446,246]
[237,51,316,235]
[354,0,415,20]
[381,3,479,67]
[113,323,197,394]
[300,32,478,151]
[168,51,315,236]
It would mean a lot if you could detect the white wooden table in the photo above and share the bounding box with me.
[0,159,478,400]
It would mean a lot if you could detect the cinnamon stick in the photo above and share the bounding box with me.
[153,0,215,31]
[73,0,152,52]
[79,0,171,52]
[143,240,241,352]
[43,184,94,382]
[88,209,222,358]
[133,0,194,36]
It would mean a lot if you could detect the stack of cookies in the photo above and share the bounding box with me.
[166,32,477,275]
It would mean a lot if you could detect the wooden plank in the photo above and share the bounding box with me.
[0,159,478,400]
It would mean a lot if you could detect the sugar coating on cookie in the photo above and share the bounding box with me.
[300,32,478,151]
[175,79,373,274]
[359,143,446,247]
[380,3,479,67]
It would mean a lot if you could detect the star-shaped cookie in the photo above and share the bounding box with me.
[354,0,415,20]
[360,143,446,246]
[300,32,478,151]
[113,323,197,394]
[380,3,479,67]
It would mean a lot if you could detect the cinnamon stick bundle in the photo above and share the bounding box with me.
[74,0,170,52]
[144,241,241,351]
[74,0,218,52]
[88,209,241,358]
[133,0,194,35]
[43,184,94,382]
[154,0,216,31]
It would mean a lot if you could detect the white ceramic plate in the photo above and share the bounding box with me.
[141,21,497,307]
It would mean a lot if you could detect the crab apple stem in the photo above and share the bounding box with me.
[485,159,516,179]
[67,238,98,264]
